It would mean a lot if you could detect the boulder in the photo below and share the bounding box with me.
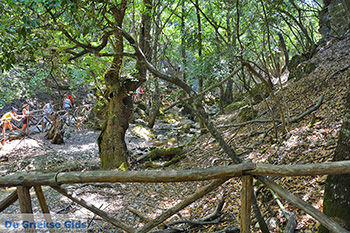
[238,106,257,122]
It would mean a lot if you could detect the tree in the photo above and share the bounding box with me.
[2,0,136,169]
[320,89,350,232]
[0,0,323,169]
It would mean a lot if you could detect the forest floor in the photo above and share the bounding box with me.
[0,35,349,233]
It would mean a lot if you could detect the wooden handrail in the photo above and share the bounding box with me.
[0,163,254,187]
[1,161,350,233]
[0,161,350,187]
[247,160,350,176]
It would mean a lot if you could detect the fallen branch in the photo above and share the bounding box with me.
[218,95,324,129]
[167,193,226,228]
[329,64,350,78]
[137,178,228,233]
[257,176,350,233]
[127,207,153,223]
[289,95,323,123]
[151,228,183,233]
[167,217,225,227]
[269,189,289,218]
[51,185,135,233]
[200,193,226,222]
[0,191,18,212]
[251,191,270,233]
[212,226,240,233]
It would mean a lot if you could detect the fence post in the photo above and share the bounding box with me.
[17,186,35,233]
[241,175,253,233]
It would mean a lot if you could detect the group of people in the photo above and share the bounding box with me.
[0,101,54,141]
[0,92,96,143]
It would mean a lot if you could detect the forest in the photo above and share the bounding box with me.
[0,0,349,232]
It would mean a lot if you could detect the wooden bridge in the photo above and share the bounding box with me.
[0,160,349,233]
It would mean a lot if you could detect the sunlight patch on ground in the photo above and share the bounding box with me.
[0,138,40,156]
[65,142,97,153]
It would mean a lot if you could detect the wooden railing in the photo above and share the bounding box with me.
[0,161,350,233]
[0,104,92,142]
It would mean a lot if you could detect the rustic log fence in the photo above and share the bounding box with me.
[0,104,93,143]
[0,161,350,233]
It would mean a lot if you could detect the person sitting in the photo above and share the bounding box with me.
[64,95,73,110]
[42,100,54,132]
[21,104,33,134]
[1,107,22,141]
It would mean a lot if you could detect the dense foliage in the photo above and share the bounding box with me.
[0,0,323,102]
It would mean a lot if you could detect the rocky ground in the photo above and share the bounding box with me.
[0,35,349,233]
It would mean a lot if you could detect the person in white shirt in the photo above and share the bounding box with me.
[42,100,54,132]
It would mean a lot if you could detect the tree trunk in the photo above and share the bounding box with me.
[98,70,135,169]
[320,89,350,232]
[98,2,133,169]
[148,80,161,128]
[181,0,187,82]
[46,113,64,144]
[137,0,152,82]
[222,78,234,107]
[195,0,203,93]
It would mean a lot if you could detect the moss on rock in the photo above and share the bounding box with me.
[224,101,247,113]
[288,54,317,80]
[146,147,184,161]
[250,82,269,104]
[238,106,257,122]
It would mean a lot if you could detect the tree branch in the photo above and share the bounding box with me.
[60,28,114,52]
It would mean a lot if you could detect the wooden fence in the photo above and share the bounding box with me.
[0,104,92,142]
[0,160,350,233]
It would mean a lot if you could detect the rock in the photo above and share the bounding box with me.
[288,54,317,80]
[250,82,269,104]
[136,101,147,111]
[224,101,246,113]
[238,106,257,122]
[132,125,154,140]
[134,118,147,126]
[141,147,184,162]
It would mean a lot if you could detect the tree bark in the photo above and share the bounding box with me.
[320,89,350,232]
[98,2,134,169]
[148,1,161,129]
[46,113,64,144]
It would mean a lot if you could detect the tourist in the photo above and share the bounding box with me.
[63,95,73,110]
[21,104,33,134]
[136,87,144,101]
[1,107,22,140]
[42,100,54,131]
[87,91,96,105]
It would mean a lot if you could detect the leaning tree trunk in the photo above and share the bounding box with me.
[319,89,350,232]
